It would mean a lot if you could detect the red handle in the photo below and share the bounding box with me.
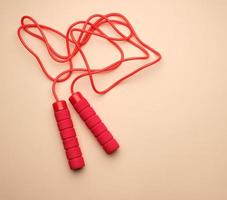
[69,92,119,154]
[53,100,85,170]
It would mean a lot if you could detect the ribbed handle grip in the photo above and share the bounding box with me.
[69,92,119,154]
[53,100,85,170]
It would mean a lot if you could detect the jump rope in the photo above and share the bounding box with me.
[17,13,162,170]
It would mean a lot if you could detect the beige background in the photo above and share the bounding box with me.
[0,0,227,200]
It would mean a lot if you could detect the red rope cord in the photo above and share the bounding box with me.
[17,13,162,101]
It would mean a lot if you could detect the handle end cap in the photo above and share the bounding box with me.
[69,157,85,170]
[103,138,119,154]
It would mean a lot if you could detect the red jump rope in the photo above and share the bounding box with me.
[17,13,161,170]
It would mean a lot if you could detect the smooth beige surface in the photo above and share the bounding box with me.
[1,0,227,199]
